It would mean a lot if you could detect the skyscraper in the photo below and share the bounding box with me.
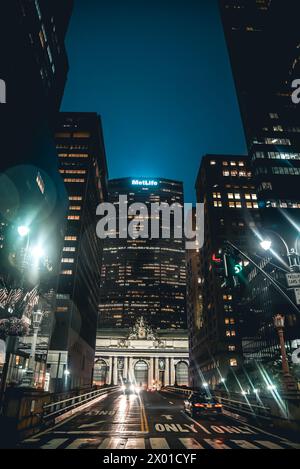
[219,0,300,238]
[0,1,73,383]
[219,0,300,368]
[99,177,186,330]
[47,112,108,391]
[188,155,261,388]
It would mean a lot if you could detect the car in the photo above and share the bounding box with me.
[121,382,140,395]
[184,392,223,418]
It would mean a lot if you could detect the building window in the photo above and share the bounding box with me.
[67,215,80,220]
[61,258,74,263]
[36,171,45,194]
[229,358,238,367]
[228,345,236,351]
[61,270,73,275]
[64,236,77,241]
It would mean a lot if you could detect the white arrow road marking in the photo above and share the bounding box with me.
[162,415,173,420]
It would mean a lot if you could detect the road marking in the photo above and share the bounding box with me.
[150,438,169,449]
[181,411,211,434]
[226,416,294,443]
[98,438,125,449]
[280,441,300,449]
[254,440,284,449]
[126,438,145,449]
[180,438,204,449]
[231,440,260,449]
[66,439,95,449]
[169,401,174,405]
[79,420,106,429]
[204,439,231,449]
[162,415,173,420]
[41,438,68,449]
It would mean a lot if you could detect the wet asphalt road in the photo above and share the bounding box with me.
[19,390,300,449]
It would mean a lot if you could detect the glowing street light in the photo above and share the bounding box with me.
[17,225,30,237]
[267,384,276,392]
[31,245,45,260]
[202,382,209,388]
[260,239,272,251]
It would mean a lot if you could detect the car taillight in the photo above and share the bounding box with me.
[214,404,222,408]
[194,403,205,407]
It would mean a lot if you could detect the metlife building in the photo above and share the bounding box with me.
[98,177,187,330]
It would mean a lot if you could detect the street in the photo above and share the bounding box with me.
[19,390,300,450]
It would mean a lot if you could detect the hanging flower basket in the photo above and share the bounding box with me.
[0,318,29,340]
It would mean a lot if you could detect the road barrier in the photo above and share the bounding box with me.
[43,386,119,423]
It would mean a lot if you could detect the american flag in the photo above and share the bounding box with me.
[6,288,23,307]
[0,288,8,306]
[24,286,39,307]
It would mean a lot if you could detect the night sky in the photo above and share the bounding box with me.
[62,0,247,203]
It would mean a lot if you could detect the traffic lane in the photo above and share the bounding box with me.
[145,391,300,446]
[18,391,300,449]
[144,391,258,438]
[18,390,147,448]
[57,390,146,434]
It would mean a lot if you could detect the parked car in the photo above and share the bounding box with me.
[184,392,223,418]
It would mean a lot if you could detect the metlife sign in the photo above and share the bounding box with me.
[131,179,158,187]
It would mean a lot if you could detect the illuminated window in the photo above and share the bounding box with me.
[64,178,85,183]
[67,215,80,220]
[61,270,73,275]
[69,196,82,201]
[36,171,45,194]
[69,206,81,211]
[230,358,238,367]
[64,236,77,241]
[61,258,74,263]
[73,132,91,138]
[210,160,216,165]
[228,345,236,351]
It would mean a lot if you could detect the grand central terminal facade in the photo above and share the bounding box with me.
[94,317,189,389]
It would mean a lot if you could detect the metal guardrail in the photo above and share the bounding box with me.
[43,386,119,420]
[163,386,271,419]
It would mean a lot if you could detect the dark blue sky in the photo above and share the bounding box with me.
[62,0,247,203]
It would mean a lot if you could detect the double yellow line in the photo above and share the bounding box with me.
[140,398,149,433]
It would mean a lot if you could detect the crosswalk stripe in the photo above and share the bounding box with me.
[180,438,204,449]
[41,438,68,449]
[126,439,145,449]
[66,439,95,449]
[254,440,284,449]
[280,441,300,449]
[204,439,231,449]
[150,438,169,449]
[230,440,260,449]
[98,438,125,449]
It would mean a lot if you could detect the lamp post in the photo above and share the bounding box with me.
[273,314,290,375]
[22,309,43,388]
[260,231,300,273]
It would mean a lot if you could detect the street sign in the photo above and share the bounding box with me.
[294,288,300,306]
[286,273,300,288]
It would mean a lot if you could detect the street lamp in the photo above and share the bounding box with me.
[273,314,290,376]
[22,309,43,388]
[17,226,30,238]
[260,239,272,251]
[260,231,300,273]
